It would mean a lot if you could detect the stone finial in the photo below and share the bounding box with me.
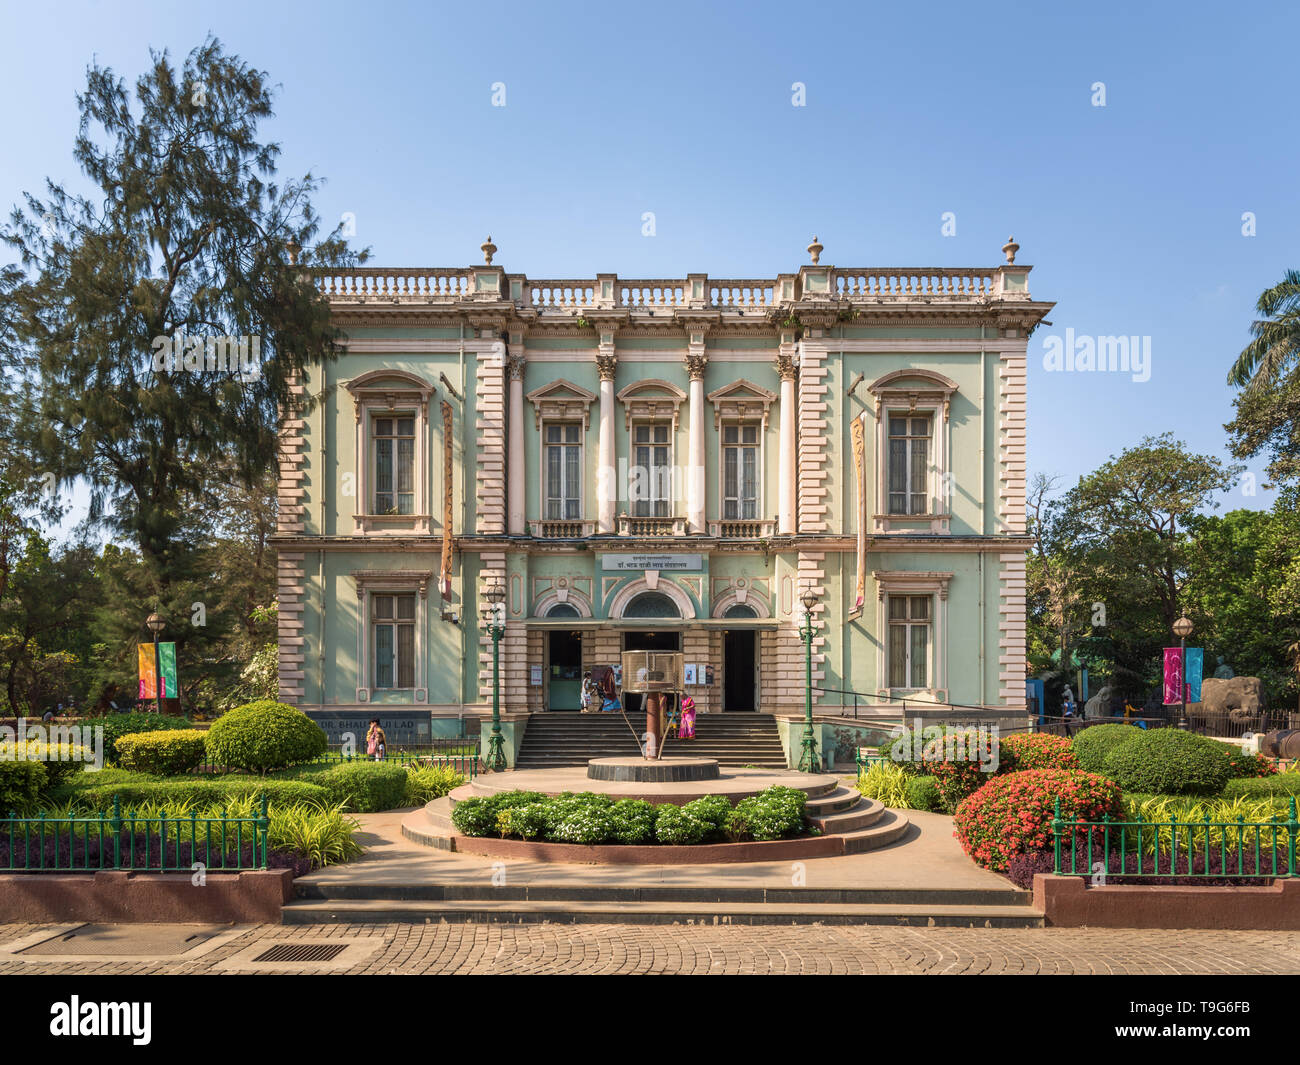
[481,235,497,265]
[806,235,823,265]
[1001,236,1019,265]
[285,238,301,265]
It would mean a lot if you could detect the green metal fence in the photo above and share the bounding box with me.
[1051,796,1300,880]
[1,794,269,872]
[855,751,890,775]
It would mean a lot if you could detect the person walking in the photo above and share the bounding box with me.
[679,694,697,739]
[366,718,387,761]
[580,671,598,713]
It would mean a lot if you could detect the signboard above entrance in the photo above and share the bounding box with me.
[600,553,702,572]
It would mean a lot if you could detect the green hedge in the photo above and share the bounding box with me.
[1223,775,1300,799]
[1071,723,1144,773]
[905,774,944,812]
[96,713,195,764]
[315,762,410,813]
[0,742,86,789]
[51,777,331,811]
[205,701,327,773]
[1103,729,1232,797]
[0,760,47,813]
[114,730,207,776]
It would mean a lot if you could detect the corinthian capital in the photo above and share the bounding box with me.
[776,353,797,381]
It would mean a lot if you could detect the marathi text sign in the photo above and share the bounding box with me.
[600,553,702,572]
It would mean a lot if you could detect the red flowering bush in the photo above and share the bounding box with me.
[1217,744,1277,779]
[954,768,1123,872]
[999,732,1078,773]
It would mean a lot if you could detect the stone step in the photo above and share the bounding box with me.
[803,785,866,816]
[838,809,912,854]
[281,897,1043,928]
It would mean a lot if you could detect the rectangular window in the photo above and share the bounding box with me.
[722,423,759,520]
[372,593,416,688]
[632,422,671,517]
[373,415,415,515]
[887,415,931,515]
[887,595,930,689]
[544,423,581,520]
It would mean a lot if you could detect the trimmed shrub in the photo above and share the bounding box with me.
[403,765,466,806]
[1071,723,1143,773]
[681,795,733,840]
[609,799,658,844]
[114,730,206,776]
[52,777,330,811]
[0,759,47,813]
[654,804,709,845]
[999,732,1078,773]
[96,713,195,764]
[1103,729,1232,797]
[315,762,410,812]
[1223,775,1300,799]
[954,768,1123,871]
[204,700,327,773]
[733,785,807,841]
[550,807,617,845]
[904,774,943,812]
[0,741,86,789]
[1215,743,1277,779]
[450,797,496,836]
[497,802,550,840]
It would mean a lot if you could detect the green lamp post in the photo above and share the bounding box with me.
[798,584,820,773]
[484,579,507,771]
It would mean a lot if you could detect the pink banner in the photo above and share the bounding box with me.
[1163,647,1184,705]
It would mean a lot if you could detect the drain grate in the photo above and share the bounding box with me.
[252,942,349,963]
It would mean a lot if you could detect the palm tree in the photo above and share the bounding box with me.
[1228,270,1300,391]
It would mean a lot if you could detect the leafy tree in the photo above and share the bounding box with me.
[1226,271,1300,486]
[0,37,362,611]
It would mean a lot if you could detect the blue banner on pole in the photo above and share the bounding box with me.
[1185,648,1204,703]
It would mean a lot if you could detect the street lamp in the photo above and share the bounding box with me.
[145,612,166,714]
[483,580,507,771]
[1172,616,1194,730]
[798,585,820,773]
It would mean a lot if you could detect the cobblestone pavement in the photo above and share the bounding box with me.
[2,922,1298,975]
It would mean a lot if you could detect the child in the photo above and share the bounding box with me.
[580,671,598,713]
[679,695,696,739]
[366,718,387,761]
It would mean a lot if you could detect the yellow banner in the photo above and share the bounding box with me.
[138,643,157,699]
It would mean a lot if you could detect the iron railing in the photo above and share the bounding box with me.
[1051,796,1300,881]
[1,794,269,872]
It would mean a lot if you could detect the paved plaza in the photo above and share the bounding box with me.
[0,921,1297,975]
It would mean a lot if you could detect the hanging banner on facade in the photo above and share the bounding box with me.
[440,400,454,599]
[138,643,157,700]
[1184,647,1204,703]
[1162,647,1184,705]
[850,412,867,618]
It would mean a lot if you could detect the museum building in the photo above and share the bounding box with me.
[273,237,1051,733]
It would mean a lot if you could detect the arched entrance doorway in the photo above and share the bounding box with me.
[723,603,757,711]
[545,602,583,710]
[621,592,680,714]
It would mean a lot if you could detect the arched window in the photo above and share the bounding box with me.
[547,602,580,618]
[623,592,681,619]
[723,604,757,619]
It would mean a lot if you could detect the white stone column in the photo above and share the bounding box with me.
[596,344,617,534]
[686,342,707,534]
[777,347,797,535]
[507,347,525,535]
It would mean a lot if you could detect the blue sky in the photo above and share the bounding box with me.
[2,0,1296,532]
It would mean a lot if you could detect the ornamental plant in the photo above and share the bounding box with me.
[1070,723,1143,773]
[953,768,1123,871]
[1215,743,1277,779]
[97,713,194,764]
[113,730,206,776]
[999,732,1078,773]
[315,762,410,813]
[1103,729,1232,797]
[204,700,327,773]
[904,774,943,812]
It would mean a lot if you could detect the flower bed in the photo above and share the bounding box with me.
[450,785,808,846]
